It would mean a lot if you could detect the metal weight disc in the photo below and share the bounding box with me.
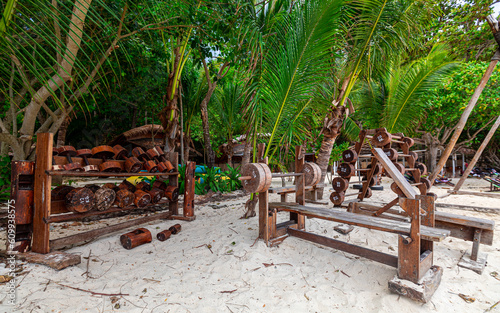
[303,162,321,186]
[421,177,431,189]
[330,191,345,206]
[342,149,358,163]
[364,187,373,199]
[332,177,349,192]
[241,163,272,193]
[371,131,392,147]
[94,187,116,211]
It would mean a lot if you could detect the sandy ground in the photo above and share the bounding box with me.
[0,176,499,313]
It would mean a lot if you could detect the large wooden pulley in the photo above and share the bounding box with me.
[239,163,272,193]
[303,162,321,186]
[342,149,358,163]
[337,163,355,178]
[164,185,179,201]
[94,187,116,211]
[65,187,95,213]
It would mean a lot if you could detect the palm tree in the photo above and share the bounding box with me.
[314,0,437,197]
[354,44,458,134]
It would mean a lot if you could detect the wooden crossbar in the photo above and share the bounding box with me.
[372,148,417,199]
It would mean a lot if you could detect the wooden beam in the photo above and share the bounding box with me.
[183,161,196,217]
[372,148,417,199]
[453,115,500,192]
[288,228,398,268]
[449,190,500,199]
[50,211,173,250]
[32,133,53,254]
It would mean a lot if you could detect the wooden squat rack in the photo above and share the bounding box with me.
[32,133,195,254]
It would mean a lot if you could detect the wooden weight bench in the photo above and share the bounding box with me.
[256,146,450,303]
[269,184,326,204]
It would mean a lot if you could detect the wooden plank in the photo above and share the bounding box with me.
[268,184,322,194]
[398,197,422,283]
[32,133,53,254]
[268,202,449,242]
[47,170,179,177]
[434,202,500,214]
[288,228,398,268]
[50,211,173,250]
[449,190,500,199]
[45,201,170,223]
[372,148,417,199]
[183,161,195,217]
[295,146,305,229]
[435,211,494,230]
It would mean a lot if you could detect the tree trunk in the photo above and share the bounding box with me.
[56,117,70,147]
[241,136,252,168]
[200,83,217,168]
[315,105,346,199]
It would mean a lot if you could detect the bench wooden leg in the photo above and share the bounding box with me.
[259,190,270,244]
[458,228,488,274]
[471,229,482,261]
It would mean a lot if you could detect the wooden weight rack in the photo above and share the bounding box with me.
[331,128,428,207]
[31,133,195,254]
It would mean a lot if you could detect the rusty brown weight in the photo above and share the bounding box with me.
[103,183,118,191]
[363,187,373,199]
[114,189,135,208]
[86,184,100,193]
[76,149,99,172]
[390,182,405,196]
[332,177,349,192]
[132,147,158,173]
[120,228,152,249]
[409,151,418,161]
[152,180,168,191]
[164,185,179,201]
[113,145,142,173]
[337,163,355,178]
[65,187,95,213]
[156,230,172,241]
[169,224,181,234]
[10,161,35,225]
[415,162,428,175]
[240,163,272,193]
[94,187,116,211]
[303,162,321,186]
[59,146,84,172]
[383,148,399,161]
[134,189,151,207]
[92,145,122,172]
[148,188,164,204]
[118,180,136,192]
[402,137,415,148]
[342,149,358,163]
[135,181,151,191]
[51,185,75,201]
[386,163,405,178]
[371,130,392,147]
[330,191,345,206]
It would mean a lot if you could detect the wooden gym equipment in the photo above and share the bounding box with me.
[25,133,196,254]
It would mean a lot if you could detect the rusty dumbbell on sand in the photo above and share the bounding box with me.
[120,228,152,249]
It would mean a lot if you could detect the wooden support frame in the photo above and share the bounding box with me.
[28,133,192,253]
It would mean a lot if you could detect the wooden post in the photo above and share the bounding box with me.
[183,161,196,217]
[32,133,53,254]
[430,49,500,183]
[168,152,179,216]
[419,194,435,253]
[294,146,305,230]
[397,197,423,283]
[257,143,270,243]
[453,115,500,192]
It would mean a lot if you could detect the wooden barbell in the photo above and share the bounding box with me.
[238,162,321,193]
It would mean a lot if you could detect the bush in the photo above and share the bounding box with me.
[0,156,11,202]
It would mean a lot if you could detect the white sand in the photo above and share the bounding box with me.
[1,177,499,312]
